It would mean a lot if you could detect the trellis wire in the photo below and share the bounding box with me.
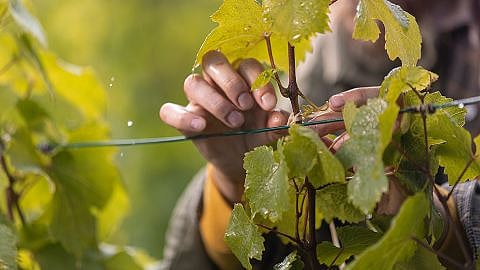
[51,95,480,150]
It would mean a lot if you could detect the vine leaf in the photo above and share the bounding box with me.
[251,68,276,91]
[337,99,399,213]
[475,134,480,157]
[225,204,265,270]
[0,219,17,270]
[427,112,480,184]
[195,0,312,71]
[263,0,331,43]
[316,183,364,223]
[392,244,444,270]
[283,125,344,188]
[347,193,428,270]
[244,145,289,222]
[274,250,304,270]
[317,225,381,266]
[9,0,47,47]
[353,0,421,66]
[379,66,438,102]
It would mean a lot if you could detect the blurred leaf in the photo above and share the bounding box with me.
[97,181,129,241]
[263,0,330,43]
[244,145,289,222]
[317,226,381,266]
[225,204,265,270]
[251,68,275,90]
[0,217,17,270]
[104,251,142,270]
[34,244,103,270]
[9,0,47,46]
[353,0,421,66]
[347,193,428,270]
[316,183,364,223]
[274,250,303,270]
[5,127,44,173]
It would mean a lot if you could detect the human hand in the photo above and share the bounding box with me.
[160,51,342,203]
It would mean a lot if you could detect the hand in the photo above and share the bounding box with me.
[160,51,341,203]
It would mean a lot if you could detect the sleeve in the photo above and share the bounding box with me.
[448,180,480,258]
[158,167,218,270]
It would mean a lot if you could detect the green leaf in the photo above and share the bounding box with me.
[393,243,445,270]
[317,226,381,266]
[347,193,428,270]
[35,244,103,270]
[0,220,17,270]
[475,134,480,156]
[225,204,265,270]
[337,99,398,213]
[274,250,304,270]
[9,0,47,46]
[353,0,421,66]
[427,112,480,184]
[274,182,302,245]
[97,181,130,241]
[195,0,312,72]
[316,183,364,223]
[379,67,438,102]
[251,68,276,90]
[283,125,344,188]
[263,0,331,43]
[104,251,143,270]
[244,145,289,222]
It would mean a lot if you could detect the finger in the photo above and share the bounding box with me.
[184,74,244,128]
[160,103,206,132]
[266,110,289,141]
[237,58,277,111]
[308,109,345,137]
[329,87,380,111]
[202,51,254,111]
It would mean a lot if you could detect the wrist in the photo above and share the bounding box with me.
[208,164,245,204]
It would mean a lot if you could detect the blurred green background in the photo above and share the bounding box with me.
[33,0,221,258]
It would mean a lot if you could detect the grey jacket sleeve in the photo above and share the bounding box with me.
[157,167,217,270]
[450,181,480,258]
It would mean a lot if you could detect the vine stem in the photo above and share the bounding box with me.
[256,223,299,245]
[0,141,26,225]
[287,43,301,119]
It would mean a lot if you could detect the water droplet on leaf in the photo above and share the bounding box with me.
[458,103,465,109]
[127,120,134,127]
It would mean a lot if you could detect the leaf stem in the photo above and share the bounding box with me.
[0,56,18,77]
[256,223,299,245]
[306,180,320,269]
[411,237,464,269]
[445,156,475,201]
[264,35,288,97]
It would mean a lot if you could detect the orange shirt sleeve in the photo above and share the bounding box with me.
[199,165,242,270]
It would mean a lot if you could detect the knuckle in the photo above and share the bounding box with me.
[184,74,202,94]
[222,76,246,93]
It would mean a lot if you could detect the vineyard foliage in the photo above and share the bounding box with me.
[197,0,480,269]
[0,1,149,269]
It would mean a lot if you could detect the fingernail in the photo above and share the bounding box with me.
[238,92,254,110]
[261,93,276,110]
[330,94,345,109]
[190,118,205,131]
[227,111,244,127]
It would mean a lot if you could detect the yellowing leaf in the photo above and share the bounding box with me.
[244,145,289,222]
[225,204,265,270]
[251,68,276,90]
[263,0,331,43]
[195,0,312,72]
[353,0,421,66]
[380,67,438,103]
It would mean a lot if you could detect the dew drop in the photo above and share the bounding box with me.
[292,34,302,41]
[458,103,465,109]
[127,120,134,127]
[120,152,125,157]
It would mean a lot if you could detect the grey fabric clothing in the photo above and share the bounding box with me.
[158,168,217,270]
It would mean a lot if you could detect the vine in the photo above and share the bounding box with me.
[195,0,480,269]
